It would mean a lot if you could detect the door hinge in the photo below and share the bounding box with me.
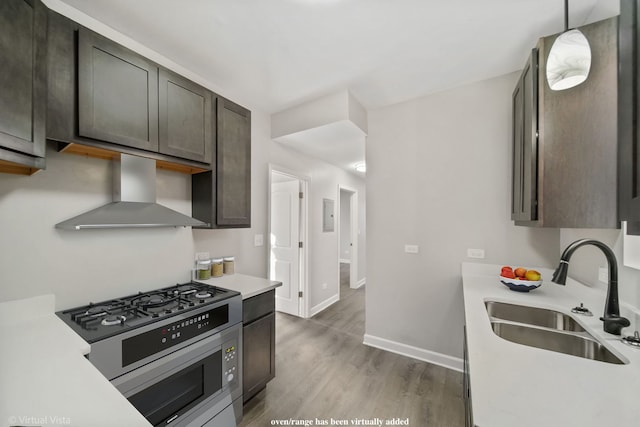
[299,241,303,248]
[299,192,304,199]
[298,291,303,298]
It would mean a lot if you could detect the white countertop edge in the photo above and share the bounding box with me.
[195,273,282,299]
[0,295,151,427]
[0,294,54,324]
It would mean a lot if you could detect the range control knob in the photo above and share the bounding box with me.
[227,373,234,382]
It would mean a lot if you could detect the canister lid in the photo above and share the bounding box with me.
[224,256,235,261]
[211,258,223,263]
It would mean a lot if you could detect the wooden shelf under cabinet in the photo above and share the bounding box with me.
[57,142,209,175]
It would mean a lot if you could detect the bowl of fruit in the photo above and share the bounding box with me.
[499,266,542,292]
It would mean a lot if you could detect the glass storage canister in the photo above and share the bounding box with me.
[196,258,212,280]
[223,257,235,275]
[211,258,224,278]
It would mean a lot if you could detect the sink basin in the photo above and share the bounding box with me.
[490,321,625,364]
[485,301,585,332]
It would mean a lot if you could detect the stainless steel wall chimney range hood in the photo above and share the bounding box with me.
[55,154,208,230]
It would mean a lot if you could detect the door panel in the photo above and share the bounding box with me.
[78,28,159,151]
[0,0,46,160]
[159,69,212,164]
[271,179,300,316]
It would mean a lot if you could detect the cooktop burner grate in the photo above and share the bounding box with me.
[56,282,234,343]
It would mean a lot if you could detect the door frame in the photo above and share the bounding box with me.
[338,185,358,290]
[268,164,310,318]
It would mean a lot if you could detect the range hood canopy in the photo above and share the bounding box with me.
[55,154,208,230]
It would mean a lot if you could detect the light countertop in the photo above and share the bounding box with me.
[196,273,281,300]
[462,262,640,427]
[0,295,151,427]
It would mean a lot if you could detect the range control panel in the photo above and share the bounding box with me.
[222,341,238,385]
[122,305,229,367]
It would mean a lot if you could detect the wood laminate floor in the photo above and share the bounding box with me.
[239,263,464,427]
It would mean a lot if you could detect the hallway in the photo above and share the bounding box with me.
[239,264,464,427]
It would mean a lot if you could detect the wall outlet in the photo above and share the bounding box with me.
[404,244,419,254]
[254,234,264,247]
[467,248,485,259]
[322,283,328,290]
[598,267,608,283]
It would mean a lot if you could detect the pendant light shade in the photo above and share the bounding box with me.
[546,1,591,91]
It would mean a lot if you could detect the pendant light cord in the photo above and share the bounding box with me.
[564,0,569,31]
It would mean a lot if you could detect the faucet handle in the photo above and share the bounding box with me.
[599,314,631,335]
[622,331,640,348]
[571,303,593,316]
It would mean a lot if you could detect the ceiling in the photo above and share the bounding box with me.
[54,0,619,174]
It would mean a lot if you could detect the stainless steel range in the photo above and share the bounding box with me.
[56,282,243,427]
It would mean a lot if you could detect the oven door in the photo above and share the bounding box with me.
[112,323,241,427]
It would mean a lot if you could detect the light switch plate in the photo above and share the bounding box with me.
[254,234,264,247]
[467,248,485,259]
[598,267,608,283]
[405,245,419,254]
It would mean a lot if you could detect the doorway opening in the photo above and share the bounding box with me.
[338,186,359,299]
[269,165,309,318]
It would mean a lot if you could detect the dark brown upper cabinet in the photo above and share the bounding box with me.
[511,48,538,224]
[0,0,47,174]
[619,0,640,227]
[158,69,212,164]
[78,28,159,152]
[192,98,251,229]
[512,17,618,229]
[47,12,212,170]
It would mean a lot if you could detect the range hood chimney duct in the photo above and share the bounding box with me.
[55,154,208,230]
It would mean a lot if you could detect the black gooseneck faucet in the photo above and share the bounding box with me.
[552,239,630,335]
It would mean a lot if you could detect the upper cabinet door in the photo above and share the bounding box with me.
[511,48,538,223]
[217,98,251,227]
[158,69,212,164]
[619,0,640,222]
[77,28,159,152]
[0,0,47,161]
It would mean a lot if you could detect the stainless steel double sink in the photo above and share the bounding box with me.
[485,301,626,364]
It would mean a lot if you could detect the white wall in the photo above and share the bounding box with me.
[366,72,560,365]
[0,147,196,309]
[339,190,351,262]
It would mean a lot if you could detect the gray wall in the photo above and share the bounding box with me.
[366,72,560,361]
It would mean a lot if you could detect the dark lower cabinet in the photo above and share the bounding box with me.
[463,326,474,427]
[78,28,159,152]
[192,97,251,229]
[619,0,640,228]
[0,0,47,173]
[242,290,276,403]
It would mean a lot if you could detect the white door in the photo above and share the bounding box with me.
[270,179,300,316]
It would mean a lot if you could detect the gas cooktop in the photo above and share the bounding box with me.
[56,282,239,343]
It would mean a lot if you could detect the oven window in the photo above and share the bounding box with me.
[128,351,222,426]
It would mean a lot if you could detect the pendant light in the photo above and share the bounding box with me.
[546,0,591,91]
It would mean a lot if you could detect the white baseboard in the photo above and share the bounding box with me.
[353,278,366,289]
[309,294,340,317]
[339,259,351,264]
[363,334,463,372]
